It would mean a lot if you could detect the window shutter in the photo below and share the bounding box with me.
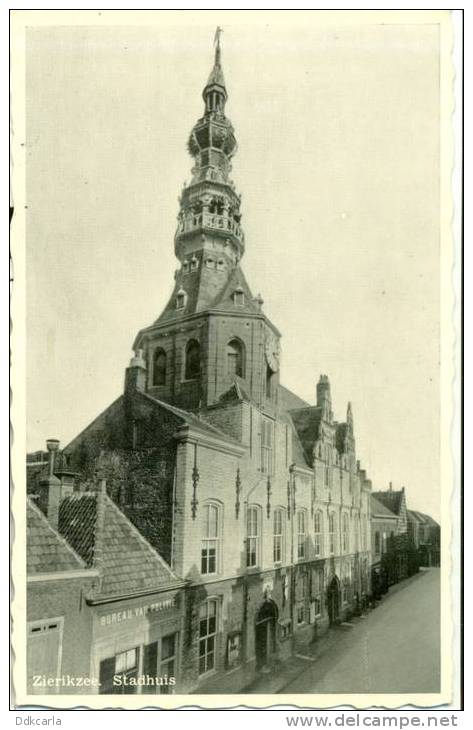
[142,642,158,694]
[99,657,117,694]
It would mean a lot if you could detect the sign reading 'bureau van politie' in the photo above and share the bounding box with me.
[99,597,176,627]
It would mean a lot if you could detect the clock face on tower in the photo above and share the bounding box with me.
[265,333,280,372]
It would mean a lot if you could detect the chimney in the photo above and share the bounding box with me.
[39,438,62,529]
[389,481,393,491]
[124,349,147,394]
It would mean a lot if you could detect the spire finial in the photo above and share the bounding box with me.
[214,26,223,64]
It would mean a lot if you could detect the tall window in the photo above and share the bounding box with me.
[227,338,245,378]
[342,513,349,553]
[297,510,307,560]
[314,511,323,557]
[296,572,309,625]
[329,513,336,555]
[142,633,178,695]
[199,599,218,676]
[375,531,381,555]
[201,502,220,575]
[246,506,261,567]
[265,365,273,399]
[153,348,167,386]
[185,339,200,380]
[311,568,323,619]
[273,508,285,564]
[261,417,273,475]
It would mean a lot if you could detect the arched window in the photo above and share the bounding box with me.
[152,348,166,387]
[273,508,285,564]
[246,505,261,568]
[201,502,221,575]
[226,338,245,378]
[185,339,200,380]
[297,509,307,560]
[329,513,337,555]
[314,510,323,557]
[342,513,350,553]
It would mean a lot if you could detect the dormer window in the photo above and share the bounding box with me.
[190,256,199,271]
[176,288,187,310]
[182,260,190,274]
[205,258,214,269]
[233,287,244,306]
[217,259,225,271]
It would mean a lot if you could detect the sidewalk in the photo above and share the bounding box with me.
[244,569,428,694]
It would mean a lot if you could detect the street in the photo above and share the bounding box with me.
[280,568,441,694]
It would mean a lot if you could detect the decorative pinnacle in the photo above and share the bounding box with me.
[214,26,223,64]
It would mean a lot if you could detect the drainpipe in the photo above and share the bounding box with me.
[288,463,296,646]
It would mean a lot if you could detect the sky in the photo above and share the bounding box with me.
[24,19,441,519]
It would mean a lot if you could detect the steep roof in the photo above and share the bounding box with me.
[371,495,398,519]
[408,510,440,528]
[27,498,86,575]
[140,390,242,445]
[287,406,323,467]
[57,491,182,599]
[372,490,405,516]
[150,263,263,328]
[278,384,310,412]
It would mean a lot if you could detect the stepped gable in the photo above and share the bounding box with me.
[57,491,183,599]
[27,498,86,574]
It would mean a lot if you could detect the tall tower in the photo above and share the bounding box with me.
[133,30,281,413]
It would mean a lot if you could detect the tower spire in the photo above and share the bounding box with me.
[175,28,244,264]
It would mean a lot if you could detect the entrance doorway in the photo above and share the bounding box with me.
[255,600,277,670]
[327,576,340,626]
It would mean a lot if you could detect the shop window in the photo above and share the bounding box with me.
[201,502,220,575]
[99,647,140,694]
[314,510,323,557]
[329,513,337,555]
[185,339,200,380]
[261,417,273,475]
[273,508,285,564]
[297,509,307,560]
[199,599,218,676]
[153,348,167,386]
[246,505,261,568]
[227,338,245,378]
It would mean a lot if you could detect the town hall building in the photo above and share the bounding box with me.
[27,34,372,694]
